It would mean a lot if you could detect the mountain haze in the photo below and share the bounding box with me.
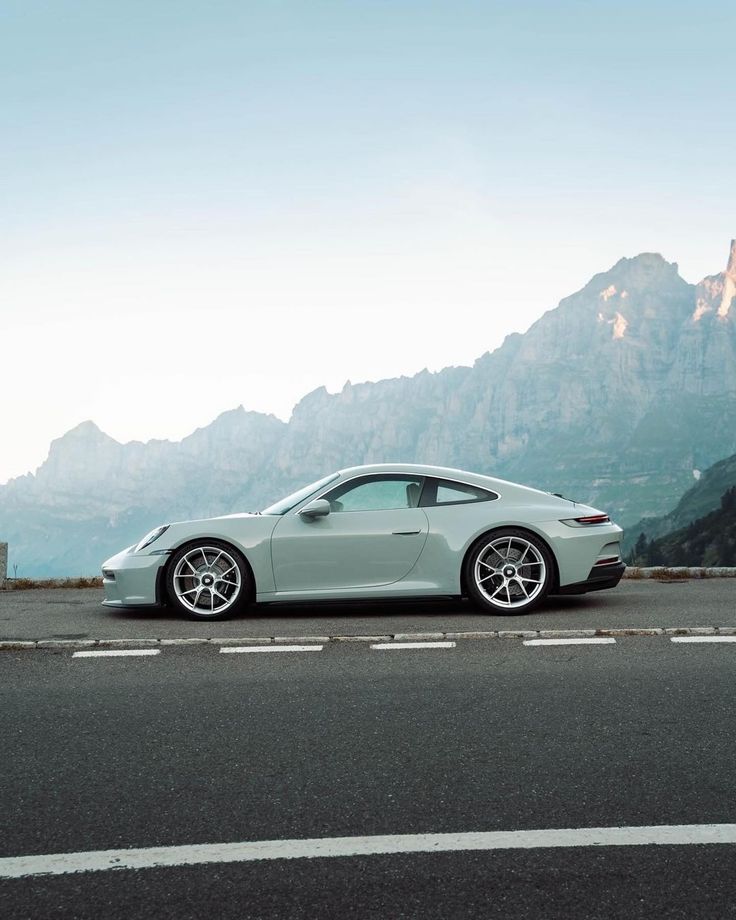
[624,449,736,556]
[630,486,736,567]
[2,241,736,576]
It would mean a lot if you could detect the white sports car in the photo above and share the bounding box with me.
[102,463,625,620]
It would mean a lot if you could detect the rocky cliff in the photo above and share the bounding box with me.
[2,240,735,576]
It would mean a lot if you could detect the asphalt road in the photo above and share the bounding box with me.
[3,637,736,918]
[1,579,736,642]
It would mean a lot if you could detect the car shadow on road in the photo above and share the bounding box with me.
[103,592,604,625]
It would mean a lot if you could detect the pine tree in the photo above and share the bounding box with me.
[633,532,648,564]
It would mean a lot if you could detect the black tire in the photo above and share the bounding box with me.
[166,539,251,620]
[464,527,554,614]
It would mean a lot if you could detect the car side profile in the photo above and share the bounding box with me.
[101,463,625,620]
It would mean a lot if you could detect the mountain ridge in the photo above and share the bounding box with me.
[630,485,736,567]
[624,449,736,555]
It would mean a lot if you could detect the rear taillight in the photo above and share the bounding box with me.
[561,514,611,527]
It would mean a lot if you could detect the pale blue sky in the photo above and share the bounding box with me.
[1,1,734,481]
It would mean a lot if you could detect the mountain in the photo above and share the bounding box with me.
[629,487,736,567]
[623,449,736,555]
[2,240,736,576]
[0,410,286,577]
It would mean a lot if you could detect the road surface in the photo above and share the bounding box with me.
[3,632,736,917]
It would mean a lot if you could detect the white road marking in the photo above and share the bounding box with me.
[219,645,324,654]
[3,824,736,878]
[523,638,616,647]
[670,636,736,644]
[72,649,161,658]
[370,641,456,650]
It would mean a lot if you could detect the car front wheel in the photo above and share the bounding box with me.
[166,540,249,620]
[465,528,553,614]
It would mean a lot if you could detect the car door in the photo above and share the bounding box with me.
[270,475,429,592]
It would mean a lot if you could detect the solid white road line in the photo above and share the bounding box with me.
[219,645,324,654]
[370,641,456,650]
[72,649,161,658]
[4,824,736,879]
[670,636,736,644]
[523,638,616,647]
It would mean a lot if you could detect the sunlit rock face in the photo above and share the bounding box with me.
[675,240,736,397]
[691,240,736,322]
[2,242,736,576]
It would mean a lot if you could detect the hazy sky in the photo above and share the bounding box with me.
[1,0,735,483]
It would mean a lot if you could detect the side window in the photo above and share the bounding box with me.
[324,476,424,512]
[422,478,497,506]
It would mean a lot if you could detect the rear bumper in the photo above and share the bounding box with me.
[554,561,626,596]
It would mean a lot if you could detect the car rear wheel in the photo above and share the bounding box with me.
[465,528,553,614]
[166,540,249,620]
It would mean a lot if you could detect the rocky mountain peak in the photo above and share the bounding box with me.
[62,420,114,442]
[719,239,736,318]
[33,421,122,490]
[44,420,119,461]
[693,238,736,322]
[602,252,679,286]
[727,239,736,278]
[187,405,282,435]
[514,251,692,371]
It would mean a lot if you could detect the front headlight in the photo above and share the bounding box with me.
[134,525,169,553]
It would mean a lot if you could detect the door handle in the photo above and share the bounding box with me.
[392,530,421,535]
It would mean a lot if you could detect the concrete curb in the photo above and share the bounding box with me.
[623,567,736,578]
[4,626,736,651]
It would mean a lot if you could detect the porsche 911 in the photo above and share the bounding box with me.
[101,463,625,619]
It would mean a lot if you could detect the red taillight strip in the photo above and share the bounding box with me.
[575,514,610,524]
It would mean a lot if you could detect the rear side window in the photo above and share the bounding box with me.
[421,478,497,506]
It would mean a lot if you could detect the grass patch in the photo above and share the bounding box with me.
[3,577,103,590]
[624,566,697,581]
[650,567,694,580]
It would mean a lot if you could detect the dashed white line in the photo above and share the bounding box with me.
[3,823,736,878]
[670,636,736,644]
[72,649,161,658]
[219,645,324,654]
[523,638,617,647]
[370,641,456,650]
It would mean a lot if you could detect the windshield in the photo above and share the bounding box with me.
[261,473,340,515]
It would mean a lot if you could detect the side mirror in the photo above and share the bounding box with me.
[298,498,331,519]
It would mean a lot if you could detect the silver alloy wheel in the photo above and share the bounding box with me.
[171,545,242,616]
[473,535,546,609]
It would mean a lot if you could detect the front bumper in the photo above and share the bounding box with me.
[554,561,627,596]
[101,546,168,607]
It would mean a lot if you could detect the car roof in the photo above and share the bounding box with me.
[335,462,522,493]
